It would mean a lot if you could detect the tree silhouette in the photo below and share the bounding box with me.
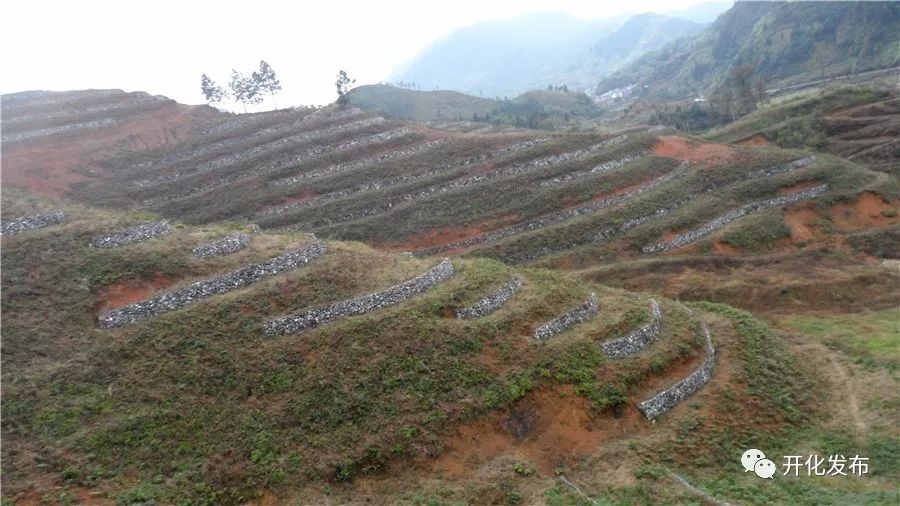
[200,74,227,105]
[335,70,356,108]
[253,60,282,110]
[229,70,257,113]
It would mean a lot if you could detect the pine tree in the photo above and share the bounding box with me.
[200,74,226,105]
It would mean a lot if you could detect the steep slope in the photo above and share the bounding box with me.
[600,1,900,99]
[705,85,900,174]
[0,192,718,502]
[392,11,703,97]
[4,192,896,504]
[1,90,220,197]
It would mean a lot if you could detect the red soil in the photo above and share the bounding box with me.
[652,135,737,164]
[830,191,899,231]
[434,384,645,476]
[2,103,214,198]
[96,274,174,311]
[258,190,317,213]
[388,214,521,251]
[784,207,820,243]
[712,241,742,255]
[736,133,771,146]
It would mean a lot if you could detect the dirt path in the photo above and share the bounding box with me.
[826,353,867,433]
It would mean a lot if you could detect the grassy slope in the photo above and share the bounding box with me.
[704,85,898,169]
[3,192,708,504]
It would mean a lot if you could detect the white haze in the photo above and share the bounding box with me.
[0,0,723,110]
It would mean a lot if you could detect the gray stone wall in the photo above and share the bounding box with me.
[90,220,173,248]
[99,240,327,328]
[601,299,662,358]
[421,161,689,256]
[264,258,454,336]
[136,116,385,187]
[2,118,119,143]
[456,277,522,319]
[255,137,550,218]
[1,210,66,235]
[533,292,599,341]
[539,148,642,187]
[271,134,444,187]
[642,184,828,253]
[637,318,716,421]
[506,155,815,263]
[192,233,251,258]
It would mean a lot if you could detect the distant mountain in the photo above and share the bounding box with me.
[599,1,900,99]
[348,84,601,129]
[662,2,733,23]
[390,10,704,98]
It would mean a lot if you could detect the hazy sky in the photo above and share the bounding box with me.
[1,0,722,109]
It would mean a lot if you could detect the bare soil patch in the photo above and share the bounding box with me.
[736,132,771,146]
[652,135,737,164]
[96,274,175,311]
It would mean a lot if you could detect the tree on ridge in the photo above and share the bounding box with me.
[335,70,356,108]
[200,74,227,105]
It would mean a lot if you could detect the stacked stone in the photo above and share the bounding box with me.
[256,137,550,218]
[540,150,645,187]
[421,162,690,256]
[90,220,173,248]
[404,138,621,198]
[742,156,816,182]
[1,210,66,235]
[3,118,119,143]
[136,116,385,188]
[4,94,164,127]
[272,134,444,187]
[132,112,342,178]
[264,258,454,336]
[601,299,663,358]
[456,277,522,319]
[99,240,327,328]
[642,184,828,253]
[637,319,716,421]
[533,293,599,341]
[192,233,251,258]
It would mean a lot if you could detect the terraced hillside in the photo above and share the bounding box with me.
[706,85,900,174]
[5,191,897,505]
[2,90,899,504]
[6,90,897,290]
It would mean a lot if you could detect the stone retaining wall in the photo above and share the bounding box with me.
[637,318,716,421]
[421,161,689,256]
[1,210,66,235]
[131,110,361,175]
[533,293,598,341]
[601,299,662,358]
[90,220,173,248]
[271,134,444,187]
[642,184,828,253]
[192,233,251,258]
[2,118,119,143]
[539,150,645,187]
[99,240,327,328]
[255,137,550,218]
[456,277,522,319]
[136,116,385,187]
[264,258,454,336]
